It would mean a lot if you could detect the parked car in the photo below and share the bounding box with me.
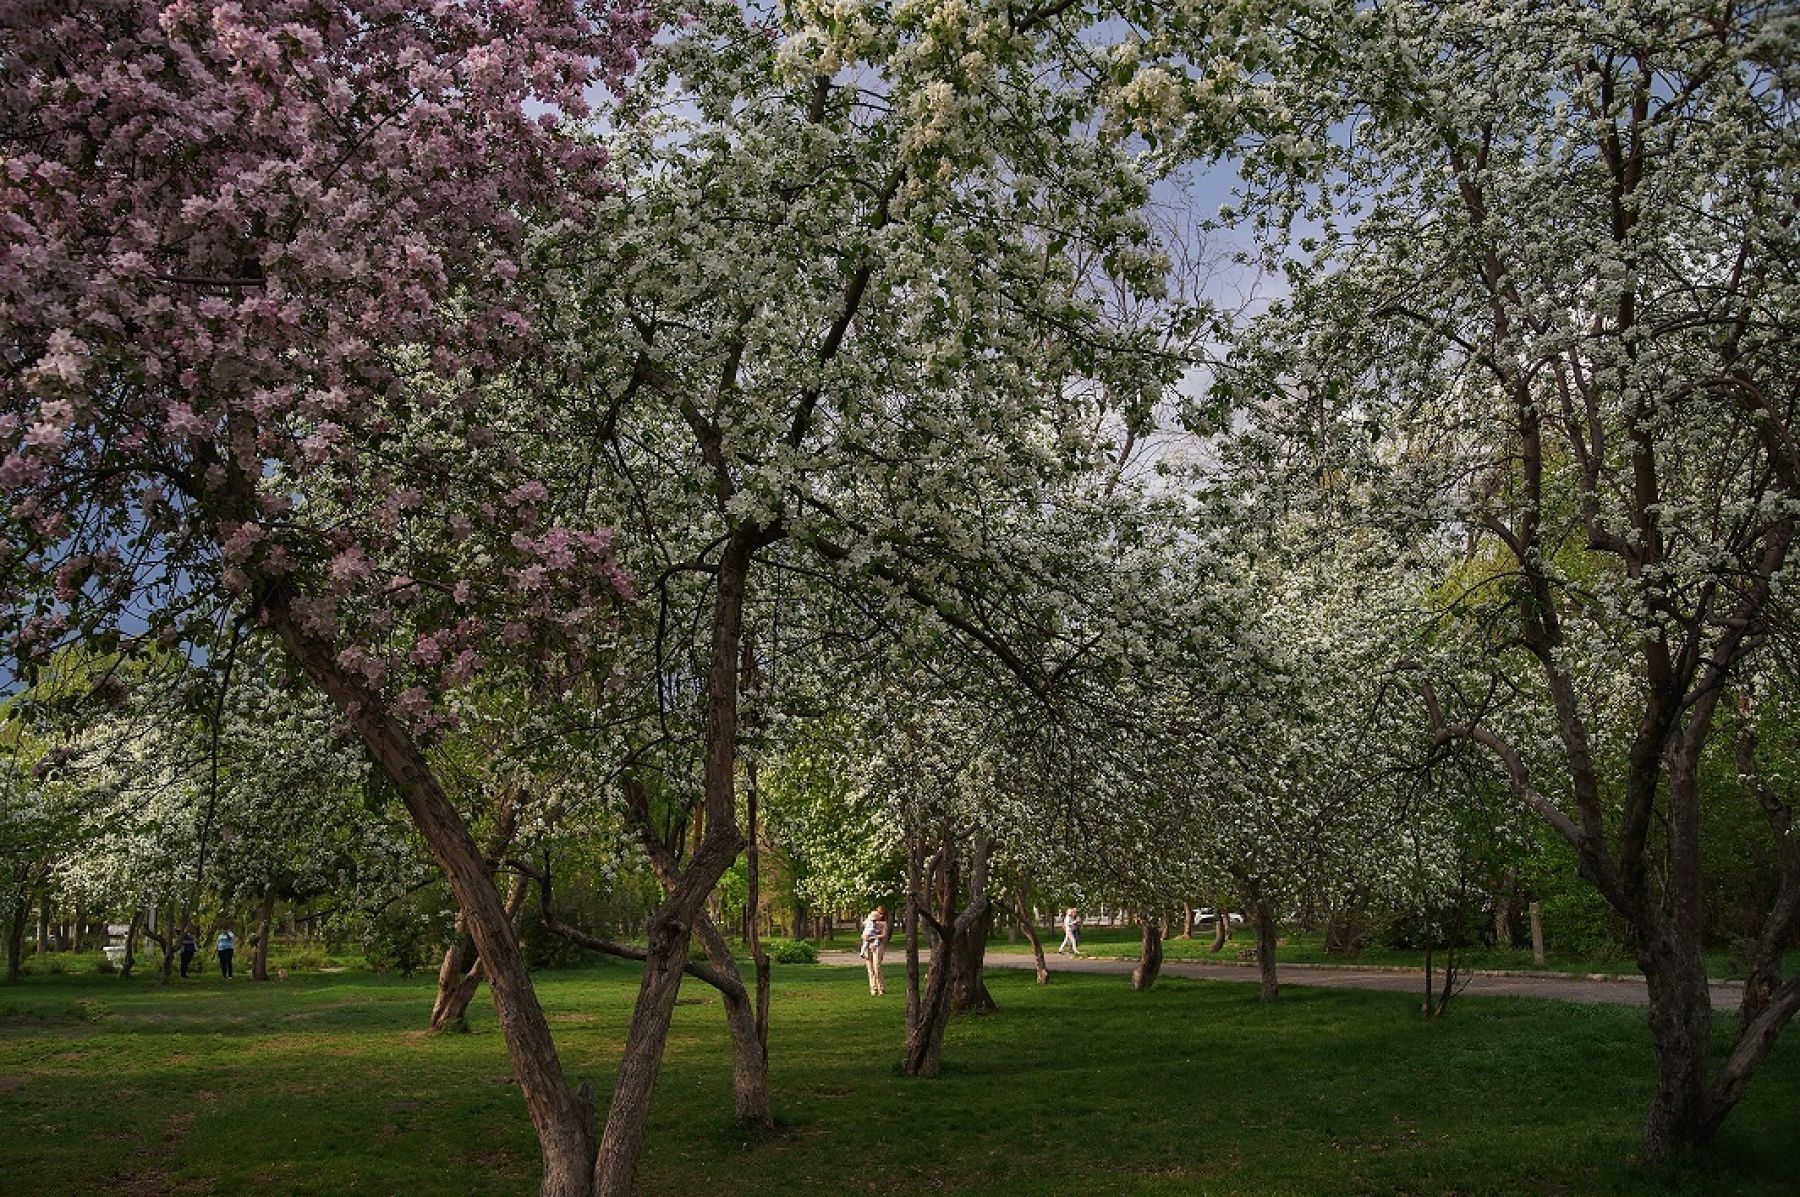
[1194,908,1244,926]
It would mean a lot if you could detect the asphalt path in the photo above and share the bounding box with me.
[820,949,1744,1010]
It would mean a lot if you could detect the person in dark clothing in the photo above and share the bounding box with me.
[216,927,236,978]
[178,928,197,977]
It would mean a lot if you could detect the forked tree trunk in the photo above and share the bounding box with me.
[432,873,530,1032]
[592,530,758,1197]
[948,889,996,1014]
[904,828,993,1076]
[903,927,956,1077]
[270,597,598,1197]
[252,887,276,981]
[430,796,527,1033]
[1132,915,1164,991]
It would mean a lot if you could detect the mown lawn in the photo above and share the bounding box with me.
[1,958,1796,1195]
[988,925,1800,981]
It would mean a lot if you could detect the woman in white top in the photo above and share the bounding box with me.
[1058,907,1081,956]
[860,906,889,995]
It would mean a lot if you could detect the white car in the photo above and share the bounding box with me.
[1195,908,1245,926]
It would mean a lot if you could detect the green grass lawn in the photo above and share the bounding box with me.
[988,925,1799,981]
[1,958,1797,1195]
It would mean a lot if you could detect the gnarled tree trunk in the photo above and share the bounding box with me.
[432,873,530,1032]
[948,854,996,1016]
[270,595,598,1197]
[592,529,759,1197]
[430,794,527,1033]
[904,826,993,1076]
[1132,915,1164,991]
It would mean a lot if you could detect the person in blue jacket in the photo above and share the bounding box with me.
[216,927,236,979]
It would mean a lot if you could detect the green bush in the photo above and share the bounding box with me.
[519,911,592,971]
[762,938,817,964]
[1538,890,1629,960]
[275,947,333,971]
[94,954,117,975]
[363,893,456,977]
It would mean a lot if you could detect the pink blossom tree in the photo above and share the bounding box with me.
[1,2,651,1192]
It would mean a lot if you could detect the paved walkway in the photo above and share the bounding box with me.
[819,950,1743,1009]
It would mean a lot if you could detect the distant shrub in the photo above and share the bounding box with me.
[762,938,816,964]
[363,893,456,977]
[45,956,66,975]
[1538,890,1629,960]
[519,910,591,971]
[94,954,117,975]
[277,948,332,971]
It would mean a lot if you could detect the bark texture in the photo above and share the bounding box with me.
[592,529,759,1197]
[1132,916,1164,991]
[1010,890,1049,984]
[252,887,275,982]
[903,827,993,1076]
[1252,897,1279,1002]
[269,595,598,1197]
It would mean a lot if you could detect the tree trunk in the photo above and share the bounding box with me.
[904,828,994,1075]
[430,930,481,1033]
[947,908,995,1013]
[903,928,955,1077]
[429,874,529,1033]
[1209,909,1229,954]
[1132,915,1164,991]
[692,913,772,1129]
[592,529,757,1197]
[1252,897,1279,1001]
[270,596,598,1197]
[1010,890,1048,984]
[159,899,176,986]
[252,887,276,982]
[1180,903,1195,939]
[120,908,143,979]
[1638,931,1714,1162]
[1528,900,1545,965]
[5,894,25,982]
[430,800,528,1034]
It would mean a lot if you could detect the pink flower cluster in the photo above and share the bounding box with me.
[0,0,654,690]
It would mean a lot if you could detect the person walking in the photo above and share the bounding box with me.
[178,928,197,977]
[1058,907,1082,957]
[216,926,236,979]
[860,906,889,995]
